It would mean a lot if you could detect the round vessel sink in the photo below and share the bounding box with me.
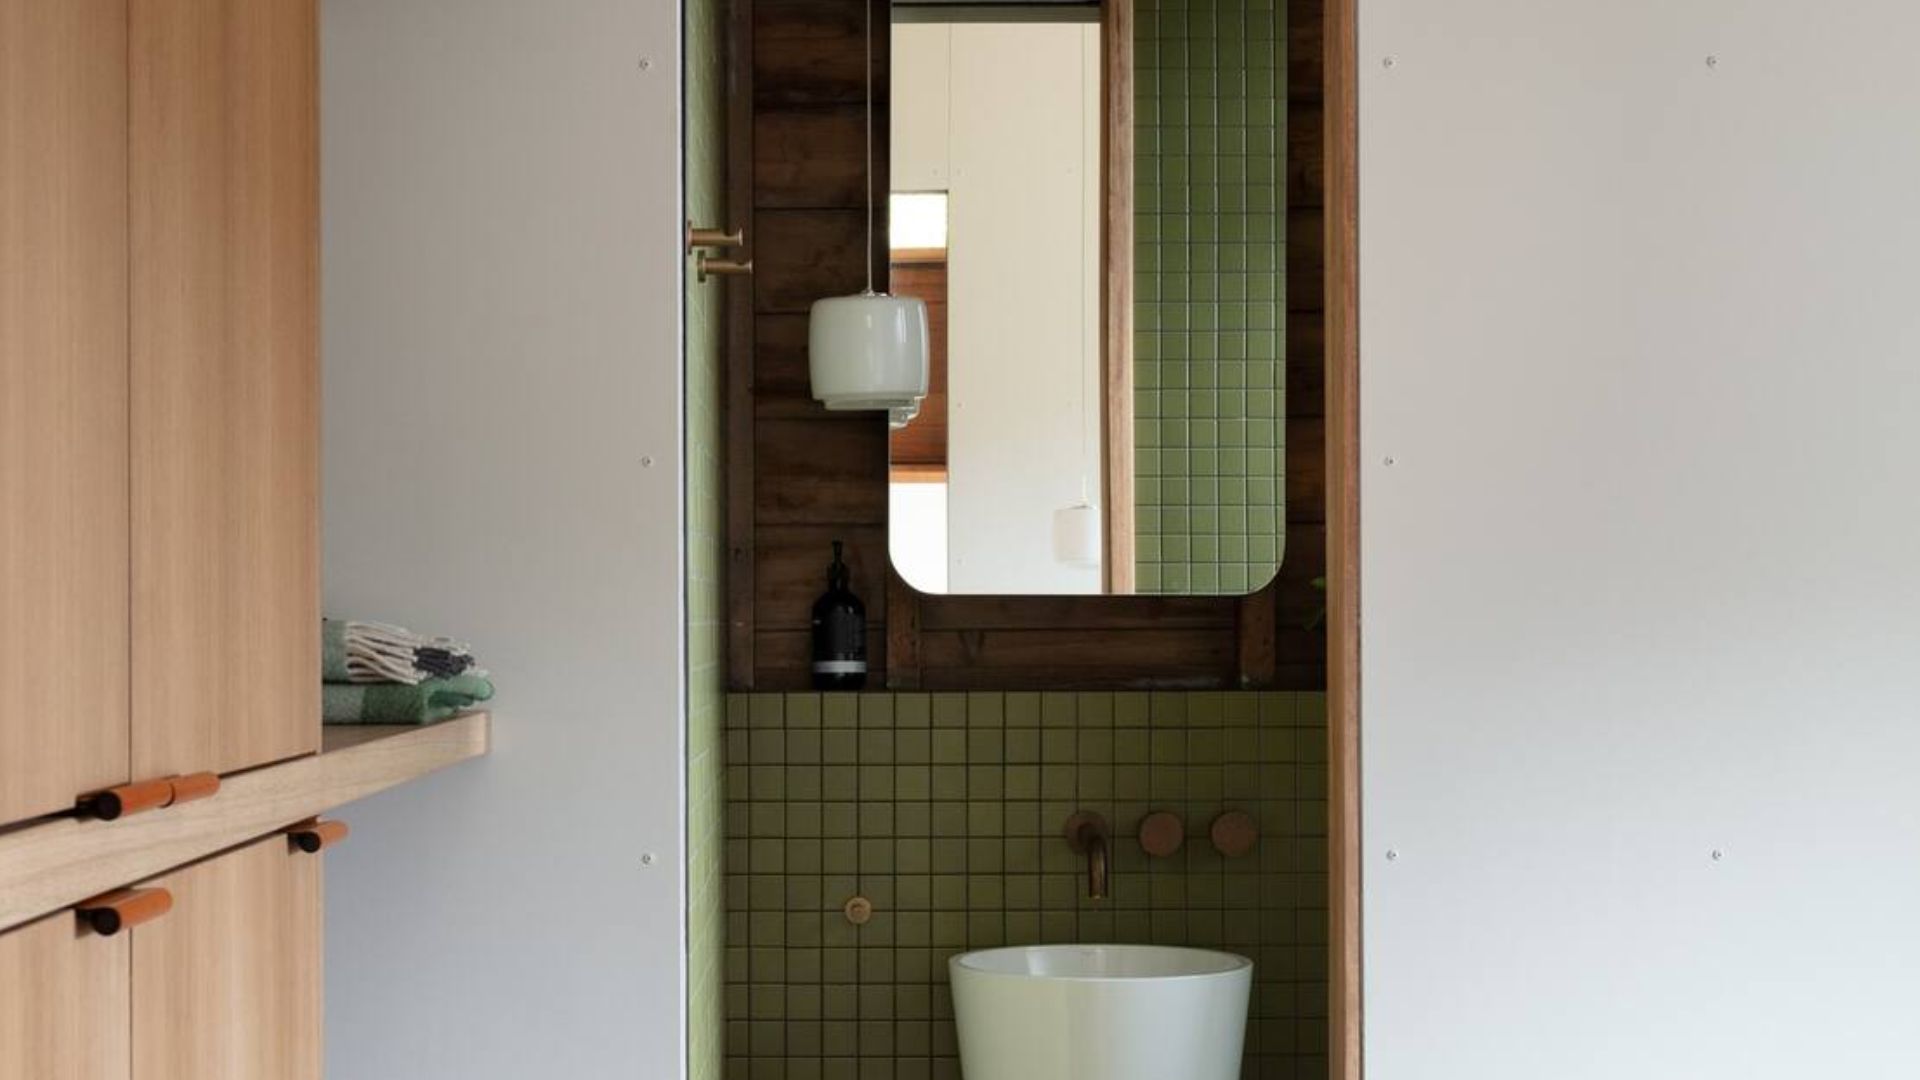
[949,945,1252,1080]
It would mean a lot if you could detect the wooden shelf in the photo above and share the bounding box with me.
[0,712,489,934]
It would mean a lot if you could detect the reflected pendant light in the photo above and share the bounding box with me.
[1053,490,1102,568]
[809,0,929,414]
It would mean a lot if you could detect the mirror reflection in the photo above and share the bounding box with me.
[886,0,1288,596]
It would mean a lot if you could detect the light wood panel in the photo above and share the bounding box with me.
[0,0,131,827]
[130,0,321,779]
[0,713,489,935]
[0,912,131,1080]
[1325,0,1362,1074]
[133,836,320,1080]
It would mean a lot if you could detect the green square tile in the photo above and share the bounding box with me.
[930,730,966,764]
[860,695,894,728]
[860,729,895,764]
[967,766,1003,800]
[783,765,820,801]
[895,765,931,801]
[1004,693,1041,727]
[930,765,967,801]
[968,729,1003,764]
[896,693,931,728]
[966,802,1003,836]
[859,764,895,800]
[1005,729,1040,763]
[931,693,968,728]
[821,765,857,800]
[750,696,784,729]
[931,802,967,837]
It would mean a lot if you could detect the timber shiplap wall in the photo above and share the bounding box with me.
[735,0,896,689]
[731,0,1326,692]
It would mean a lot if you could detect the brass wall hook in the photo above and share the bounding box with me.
[696,252,753,283]
[685,221,745,252]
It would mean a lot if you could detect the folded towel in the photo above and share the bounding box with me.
[323,619,483,686]
[322,674,495,725]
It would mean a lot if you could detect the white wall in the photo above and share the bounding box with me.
[320,2,684,1077]
[1361,2,1920,1076]
[892,22,1103,594]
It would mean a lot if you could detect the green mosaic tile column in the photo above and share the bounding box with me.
[723,691,1329,1080]
[1136,0,1287,596]
[685,0,728,1073]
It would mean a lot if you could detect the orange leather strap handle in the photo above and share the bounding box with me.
[82,771,223,820]
[285,819,350,854]
[167,772,221,805]
[81,778,175,821]
[77,888,173,936]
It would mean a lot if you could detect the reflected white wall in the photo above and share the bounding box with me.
[888,481,949,593]
[891,20,1102,595]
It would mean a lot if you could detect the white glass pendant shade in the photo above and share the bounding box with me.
[809,293,930,411]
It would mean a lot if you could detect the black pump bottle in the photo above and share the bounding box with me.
[810,540,867,690]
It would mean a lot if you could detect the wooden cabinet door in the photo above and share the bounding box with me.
[132,836,322,1080]
[129,0,321,779]
[0,0,131,827]
[0,912,132,1080]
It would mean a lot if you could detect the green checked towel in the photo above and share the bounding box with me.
[322,673,495,725]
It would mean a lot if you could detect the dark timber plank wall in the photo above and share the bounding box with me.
[730,0,1327,692]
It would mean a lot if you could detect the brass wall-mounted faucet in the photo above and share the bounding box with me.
[1064,811,1110,901]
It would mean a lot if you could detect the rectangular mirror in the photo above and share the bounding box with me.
[887,0,1288,596]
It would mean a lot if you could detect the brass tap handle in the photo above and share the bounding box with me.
[685,222,745,252]
[1137,811,1185,858]
[696,254,754,284]
[1209,810,1259,858]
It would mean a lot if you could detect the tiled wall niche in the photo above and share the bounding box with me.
[724,691,1329,1080]
[1135,0,1289,595]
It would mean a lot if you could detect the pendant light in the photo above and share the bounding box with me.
[809,0,930,415]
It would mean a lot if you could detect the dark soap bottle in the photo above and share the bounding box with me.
[810,540,867,690]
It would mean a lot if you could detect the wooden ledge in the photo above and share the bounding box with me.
[0,712,489,934]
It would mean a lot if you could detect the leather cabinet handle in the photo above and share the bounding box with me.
[76,888,173,936]
[167,772,221,805]
[285,819,350,854]
[81,772,222,820]
[81,778,175,821]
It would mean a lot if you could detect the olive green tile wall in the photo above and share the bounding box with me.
[687,0,728,1072]
[723,692,1328,1080]
[1135,0,1288,596]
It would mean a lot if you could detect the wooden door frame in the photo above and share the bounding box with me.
[1326,0,1362,1078]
